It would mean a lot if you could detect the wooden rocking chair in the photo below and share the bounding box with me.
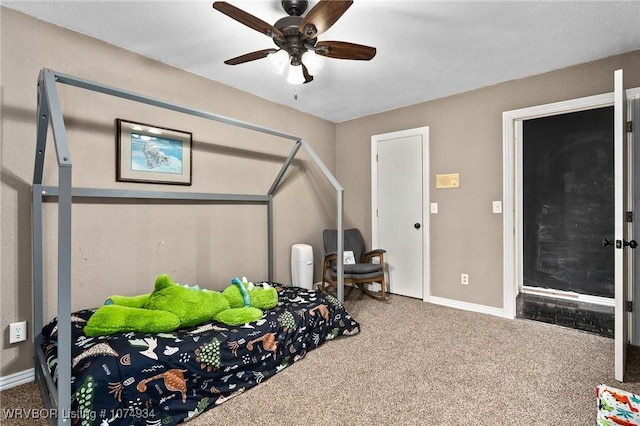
[319,228,388,301]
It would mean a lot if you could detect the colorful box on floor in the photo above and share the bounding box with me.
[597,384,640,425]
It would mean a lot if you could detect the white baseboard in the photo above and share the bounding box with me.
[428,296,504,318]
[0,368,35,391]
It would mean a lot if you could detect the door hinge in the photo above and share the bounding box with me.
[627,121,633,133]
[626,211,633,222]
[627,301,632,313]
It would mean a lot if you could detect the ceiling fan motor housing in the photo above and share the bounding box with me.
[273,15,317,64]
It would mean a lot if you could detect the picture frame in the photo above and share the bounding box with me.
[343,250,356,265]
[116,118,192,185]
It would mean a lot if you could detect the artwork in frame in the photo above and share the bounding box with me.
[343,250,356,265]
[116,119,192,185]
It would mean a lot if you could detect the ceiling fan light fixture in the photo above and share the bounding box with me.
[213,1,375,84]
[268,49,289,74]
[301,50,322,75]
[286,64,305,85]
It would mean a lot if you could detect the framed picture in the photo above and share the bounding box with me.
[116,119,192,185]
[343,250,356,265]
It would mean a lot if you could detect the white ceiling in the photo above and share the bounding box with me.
[3,0,640,122]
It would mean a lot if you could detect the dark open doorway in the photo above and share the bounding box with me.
[518,106,615,337]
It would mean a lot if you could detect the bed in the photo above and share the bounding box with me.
[32,68,351,425]
[40,285,359,425]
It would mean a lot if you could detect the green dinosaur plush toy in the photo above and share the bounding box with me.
[84,274,278,337]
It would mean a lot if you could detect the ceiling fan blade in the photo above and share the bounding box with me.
[213,2,284,39]
[302,64,314,84]
[315,41,376,61]
[299,0,353,39]
[224,49,277,65]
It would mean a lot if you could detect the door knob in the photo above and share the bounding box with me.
[602,238,614,247]
[414,223,421,229]
[609,239,638,249]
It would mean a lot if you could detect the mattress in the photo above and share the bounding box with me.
[40,285,360,425]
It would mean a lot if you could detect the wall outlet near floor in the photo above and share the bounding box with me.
[461,274,469,285]
[9,321,27,344]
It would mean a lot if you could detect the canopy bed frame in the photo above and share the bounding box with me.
[31,68,348,424]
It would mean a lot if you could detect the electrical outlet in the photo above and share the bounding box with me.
[9,321,27,344]
[461,274,469,285]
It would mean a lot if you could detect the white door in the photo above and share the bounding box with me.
[614,69,630,382]
[372,127,429,299]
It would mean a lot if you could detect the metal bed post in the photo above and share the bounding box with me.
[32,69,48,366]
[33,72,59,420]
[31,186,44,369]
[337,188,344,302]
[56,168,73,425]
[267,195,274,284]
[41,69,74,424]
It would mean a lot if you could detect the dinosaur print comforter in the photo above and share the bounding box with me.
[41,285,360,425]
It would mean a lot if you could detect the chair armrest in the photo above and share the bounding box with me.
[364,249,386,256]
[362,250,385,265]
[323,253,338,267]
[322,253,338,279]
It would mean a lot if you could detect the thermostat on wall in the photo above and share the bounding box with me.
[436,173,460,189]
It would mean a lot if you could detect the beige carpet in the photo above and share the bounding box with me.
[2,289,640,425]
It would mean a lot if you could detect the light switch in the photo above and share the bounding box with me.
[430,203,438,214]
[492,201,502,214]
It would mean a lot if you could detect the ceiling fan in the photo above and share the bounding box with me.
[212,0,376,84]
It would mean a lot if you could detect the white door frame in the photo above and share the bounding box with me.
[371,126,430,301]
[502,88,640,321]
[633,95,640,346]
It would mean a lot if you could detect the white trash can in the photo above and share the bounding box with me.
[291,244,313,289]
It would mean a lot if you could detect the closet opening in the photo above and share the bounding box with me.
[517,106,615,337]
